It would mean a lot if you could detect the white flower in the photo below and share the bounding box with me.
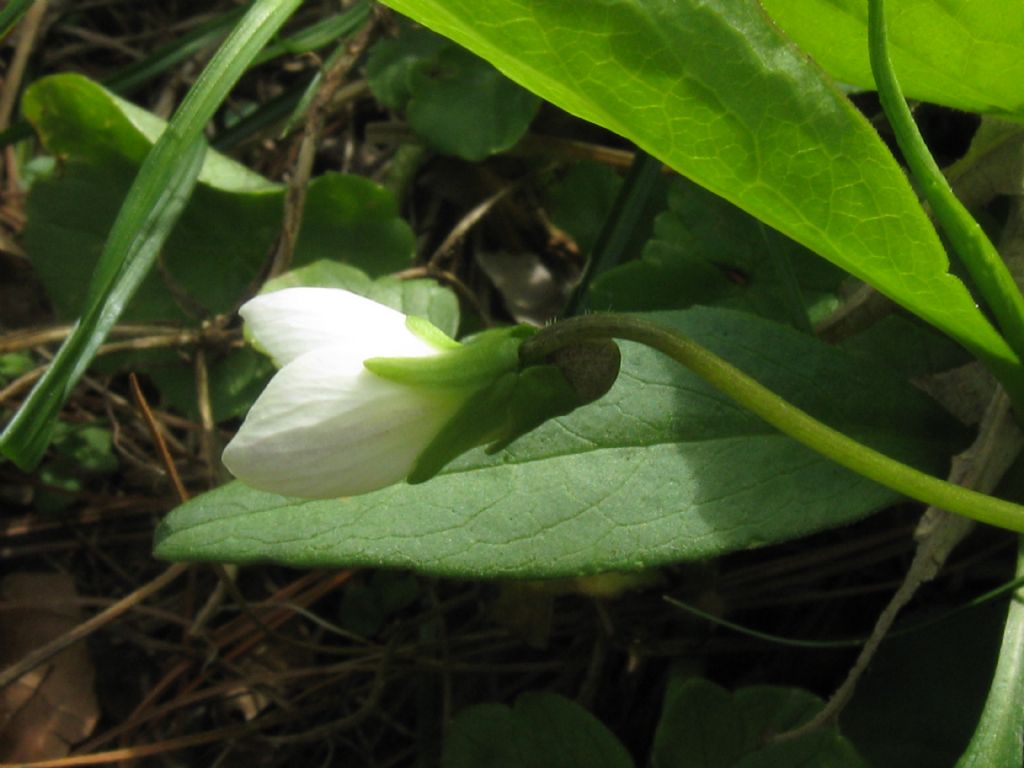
[222,287,466,498]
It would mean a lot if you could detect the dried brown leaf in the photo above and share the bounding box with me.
[0,573,99,762]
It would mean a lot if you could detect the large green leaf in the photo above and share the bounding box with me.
[761,0,1024,117]
[376,0,1021,388]
[155,308,964,578]
[22,74,414,324]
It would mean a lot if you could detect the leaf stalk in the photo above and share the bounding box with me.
[522,314,1024,532]
[868,0,1024,404]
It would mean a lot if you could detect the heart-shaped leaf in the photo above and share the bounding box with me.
[23,74,415,324]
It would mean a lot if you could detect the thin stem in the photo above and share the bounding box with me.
[868,0,1024,367]
[521,314,1024,532]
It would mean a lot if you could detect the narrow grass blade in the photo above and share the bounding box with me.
[567,150,662,316]
[0,0,304,470]
[0,0,35,40]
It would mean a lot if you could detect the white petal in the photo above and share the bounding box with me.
[222,346,461,498]
[241,287,437,367]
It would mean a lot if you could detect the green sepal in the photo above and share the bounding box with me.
[365,325,532,390]
[408,371,519,484]
[408,364,585,485]
[485,364,580,455]
[405,315,461,351]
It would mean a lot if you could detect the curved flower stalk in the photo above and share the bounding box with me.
[223,287,619,499]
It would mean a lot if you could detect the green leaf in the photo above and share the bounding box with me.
[155,307,964,578]
[262,260,460,337]
[1,0,305,470]
[651,676,866,768]
[733,731,866,768]
[955,538,1024,768]
[337,571,419,638]
[366,26,449,109]
[441,693,634,768]
[366,26,540,161]
[289,176,415,277]
[589,177,842,325]
[651,677,745,768]
[15,72,418,444]
[5,132,206,469]
[25,74,275,193]
[376,0,1021,392]
[36,423,119,513]
[838,316,970,380]
[760,0,1024,117]
[732,687,824,738]
[146,347,275,425]
[0,353,34,385]
[22,74,414,324]
[407,45,541,160]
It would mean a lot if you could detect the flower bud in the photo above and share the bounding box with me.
[222,287,467,498]
[222,287,620,498]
